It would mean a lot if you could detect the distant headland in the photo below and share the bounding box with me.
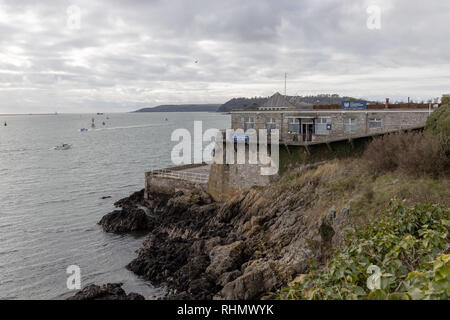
[134,104,220,112]
[133,94,364,113]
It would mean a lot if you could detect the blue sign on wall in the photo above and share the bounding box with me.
[341,100,367,110]
[232,133,249,142]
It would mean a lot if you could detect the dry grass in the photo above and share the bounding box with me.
[362,131,449,178]
[264,154,449,229]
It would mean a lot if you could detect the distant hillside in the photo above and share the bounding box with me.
[217,97,268,112]
[217,94,361,112]
[135,104,220,112]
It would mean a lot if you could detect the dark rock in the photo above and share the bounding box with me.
[216,270,242,286]
[98,189,153,233]
[215,260,282,300]
[101,196,112,199]
[98,207,150,233]
[67,283,145,300]
[206,241,245,278]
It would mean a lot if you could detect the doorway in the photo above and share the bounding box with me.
[301,119,314,142]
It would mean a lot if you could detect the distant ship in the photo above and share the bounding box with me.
[97,113,104,115]
[54,143,71,150]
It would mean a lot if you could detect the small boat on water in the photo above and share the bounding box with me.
[54,144,72,150]
[80,128,88,132]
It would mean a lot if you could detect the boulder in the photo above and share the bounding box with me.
[98,207,149,233]
[206,241,245,278]
[215,260,282,300]
[67,283,145,300]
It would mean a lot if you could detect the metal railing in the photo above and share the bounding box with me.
[149,168,209,184]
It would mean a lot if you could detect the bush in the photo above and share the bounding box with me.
[276,201,450,300]
[425,104,450,152]
[362,131,448,177]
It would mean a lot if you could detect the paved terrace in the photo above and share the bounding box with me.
[147,163,210,184]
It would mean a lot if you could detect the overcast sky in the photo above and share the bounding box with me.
[0,0,449,113]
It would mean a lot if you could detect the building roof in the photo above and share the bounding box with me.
[260,92,294,109]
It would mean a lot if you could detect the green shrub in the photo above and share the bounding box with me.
[425,104,450,152]
[276,201,450,300]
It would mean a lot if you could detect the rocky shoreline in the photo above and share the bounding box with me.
[68,283,145,300]
[94,168,353,300]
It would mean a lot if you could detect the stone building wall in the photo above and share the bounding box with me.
[231,110,430,145]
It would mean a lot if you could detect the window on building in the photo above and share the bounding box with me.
[315,117,331,134]
[344,118,356,133]
[266,118,276,132]
[288,118,300,133]
[369,118,382,129]
[244,117,254,131]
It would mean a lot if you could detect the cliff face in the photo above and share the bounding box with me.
[101,162,349,299]
[100,159,449,300]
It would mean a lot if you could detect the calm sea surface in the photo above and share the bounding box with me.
[0,112,230,299]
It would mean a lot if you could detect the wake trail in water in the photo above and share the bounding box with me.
[89,123,167,132]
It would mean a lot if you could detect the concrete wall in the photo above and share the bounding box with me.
[145,171,207,199]
[206,143,278,202]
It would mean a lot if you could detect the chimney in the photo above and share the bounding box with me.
[385,98,389,109]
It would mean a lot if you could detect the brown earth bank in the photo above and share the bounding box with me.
[97,159,449,300]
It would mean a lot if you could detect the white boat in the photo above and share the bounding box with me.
[54,144,72,150]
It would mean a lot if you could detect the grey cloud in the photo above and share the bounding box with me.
[0,0,449,113]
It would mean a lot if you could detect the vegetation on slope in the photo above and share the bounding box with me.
[361,131,449,178]
[274,116,449,300]
[425,103,450,153]
[277,201,449,300]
